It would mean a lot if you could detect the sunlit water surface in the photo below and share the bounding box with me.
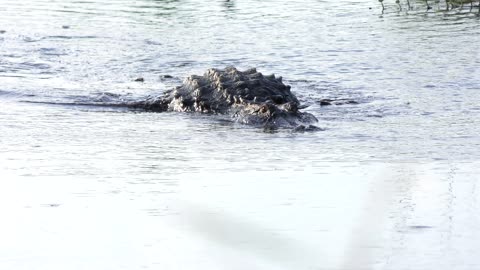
[1,0,479,269]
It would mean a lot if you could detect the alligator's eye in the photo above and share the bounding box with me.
[270,95,285,104]
[182,99,194,107]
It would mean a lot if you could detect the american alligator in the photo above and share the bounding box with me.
[132,67,319,131]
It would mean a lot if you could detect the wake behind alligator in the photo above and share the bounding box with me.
[131,67,319,131]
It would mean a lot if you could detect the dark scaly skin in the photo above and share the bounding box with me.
[132,67,318,130]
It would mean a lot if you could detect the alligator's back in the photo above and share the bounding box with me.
[134,67,318,129]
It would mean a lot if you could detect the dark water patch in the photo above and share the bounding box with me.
[17,90,149,112]
[159,74,181,83]
[0,90,16,97]
[1,53,21,58]
[144,39,162,46]
[0,88,38,100]
[18,62,51,70]
[46,35,99,40]
[408,225,434,230]
[41,203,61,208]
[22,36,44,43]
[0,63,53,76]
[160,74,174,79]
[39,47,68,56]
[317,99,359,106]
[0,74,27,78]
[166,60,196,68]
[50,9,100,15]
[20,100,138,112]
[287,79,316,84]
[91,92,127,102]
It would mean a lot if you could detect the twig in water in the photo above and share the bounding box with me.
[379,0,385,12]
[426,0,433,10]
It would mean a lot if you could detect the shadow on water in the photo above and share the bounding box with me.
[178,202,321,269]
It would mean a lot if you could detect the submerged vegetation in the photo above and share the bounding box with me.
[379,0,480,13]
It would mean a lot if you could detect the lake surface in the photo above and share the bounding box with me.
[1,0,479,269]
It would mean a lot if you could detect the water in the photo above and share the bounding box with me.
[1,0,479,269]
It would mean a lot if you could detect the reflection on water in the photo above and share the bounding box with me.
[1,156,479,269]
[222,0,236,12]
[0,0,479,269]
[378,0,480,14]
